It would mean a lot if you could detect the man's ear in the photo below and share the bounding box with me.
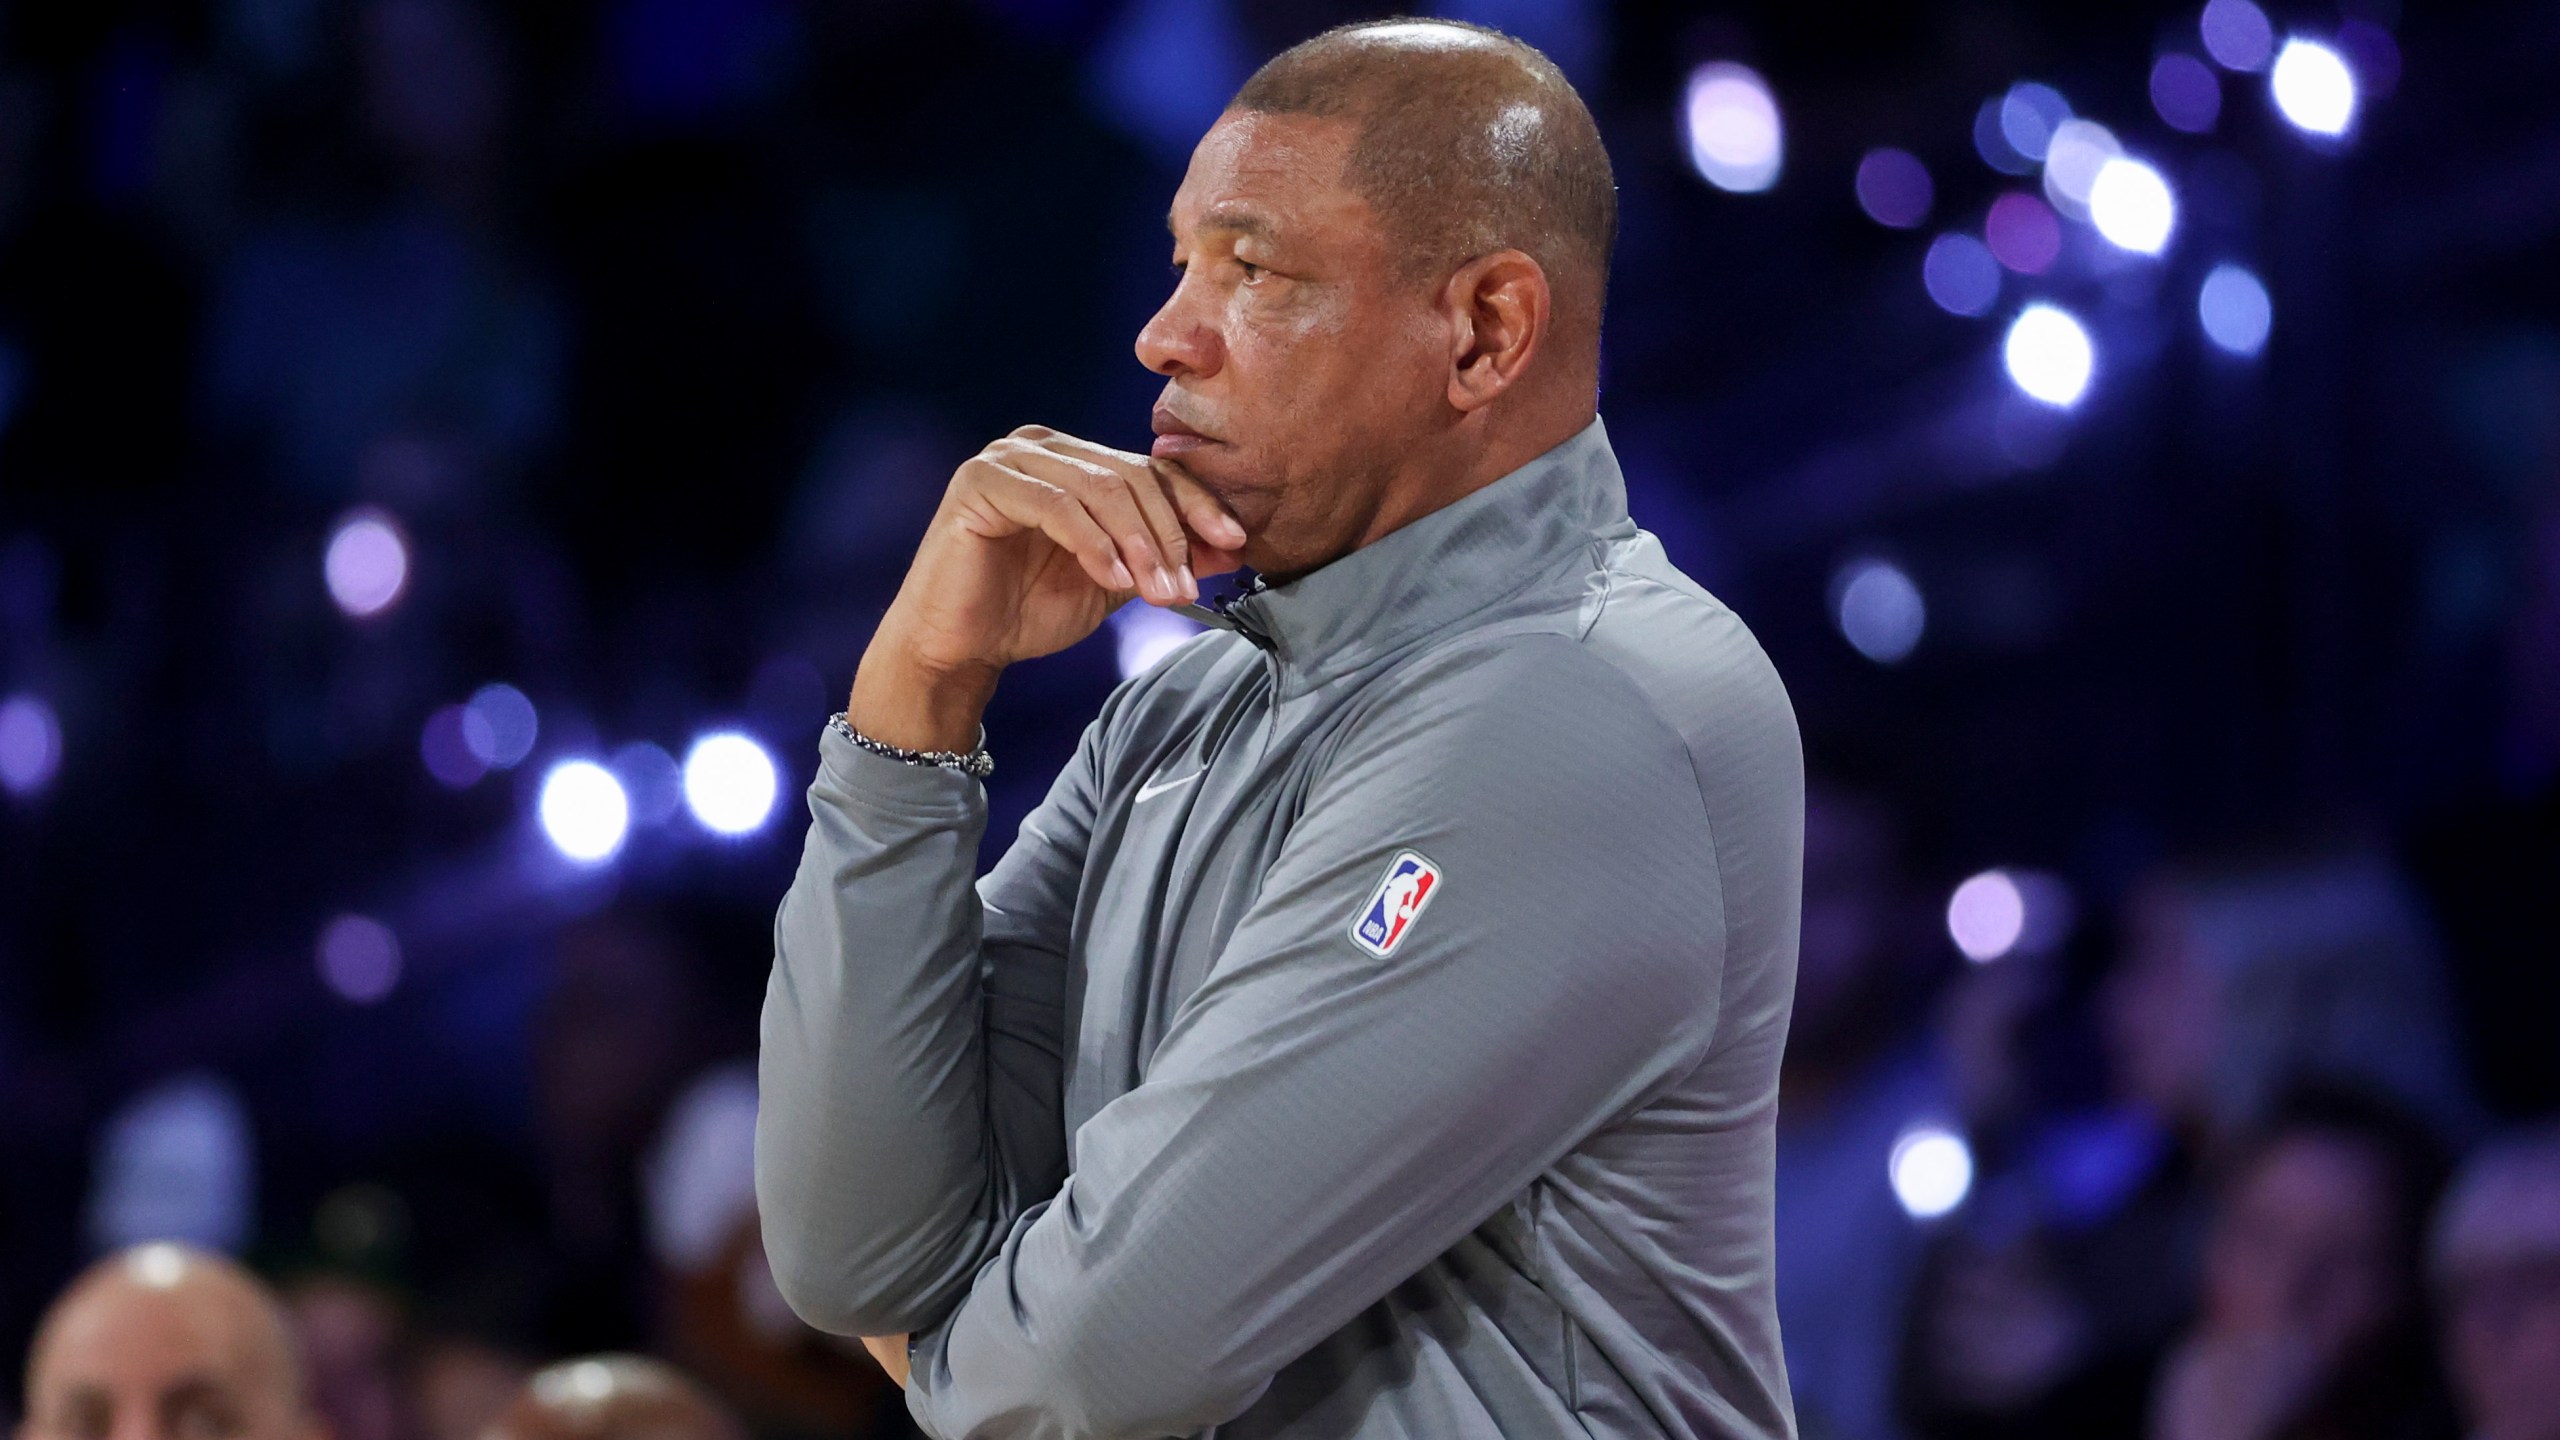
[1443,249,1550,414]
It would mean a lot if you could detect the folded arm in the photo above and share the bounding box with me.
[906,640,1731,1439]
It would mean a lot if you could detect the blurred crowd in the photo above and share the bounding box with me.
[1,1,2555,1440]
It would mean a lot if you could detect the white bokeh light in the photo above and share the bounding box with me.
[2040,118,2121,218]
[0,693,62,797]
[1947,870,2028,962]
[683,732,779,836]
[1682,62,1783,194]
[324,509,410,619]
[1830,559,1926,665]
[2271,39,2357,137]
[2004,304,2096,408]
[2199,264,2274,355]
[540,760,630,863]
[1112,604,1203,680]
[1890,1123,1975,1220]
[2088,157,2176,255]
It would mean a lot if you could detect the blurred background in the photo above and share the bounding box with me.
[0,0,2554,1437]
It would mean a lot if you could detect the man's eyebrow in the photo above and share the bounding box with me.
[1166,205,1280,244]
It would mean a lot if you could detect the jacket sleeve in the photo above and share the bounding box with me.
[905,638,1734,1440]
[755,718,1093,1336]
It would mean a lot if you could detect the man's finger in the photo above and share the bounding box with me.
[962,458,1136,595]
[1002,442,1185,603]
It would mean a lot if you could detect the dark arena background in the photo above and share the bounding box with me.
[2,1,2556,1438]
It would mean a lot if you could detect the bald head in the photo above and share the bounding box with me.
[484,1357,742,1440]
[21,1245,315,1440]
[1229,18,1616,325]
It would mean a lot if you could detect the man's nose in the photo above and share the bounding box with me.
[1135,285,1220,379]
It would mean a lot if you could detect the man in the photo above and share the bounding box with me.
[758,18,1802,1439]
[19,1243,323,1440]
[2430,1126,2560,1440]
[484,1356,745,1440]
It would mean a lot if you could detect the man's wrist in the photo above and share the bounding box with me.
[847,634,1001,754]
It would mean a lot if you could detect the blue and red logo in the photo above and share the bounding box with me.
[1350,850,1442,958]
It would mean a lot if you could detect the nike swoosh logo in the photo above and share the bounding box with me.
[1136,770,1202,803]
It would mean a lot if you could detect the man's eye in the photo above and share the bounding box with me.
[1238,261,1265,283]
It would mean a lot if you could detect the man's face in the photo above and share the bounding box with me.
[21,1267,312,1440]
[1139,110,1452,580]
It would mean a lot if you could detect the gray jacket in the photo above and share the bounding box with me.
[758,419,1803,1439]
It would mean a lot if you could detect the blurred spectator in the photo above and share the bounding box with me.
[533,913,708,1351]
[642,1062,903,1440]
[1898,841,2475,1439]
[20,1243,319,1440]
[2105,845,2476,1155]
[282,1272,403,1440]
[2148,1088,2454,1440]
[1774,778,1950,1440]
[409,1333,534,1440]
[486,1355,744,1440]
[2429,1125,2560,1440]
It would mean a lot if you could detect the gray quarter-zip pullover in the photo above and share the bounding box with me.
[759,418,1803,1439]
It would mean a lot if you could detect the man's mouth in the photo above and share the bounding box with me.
[1150,409,1218,460]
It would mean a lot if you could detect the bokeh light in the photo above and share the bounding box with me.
[2041,118,2121,217]
[463,683,539,770]
[419,704,486,789]
[682,732,779,836]
[2199,0,2274,71]
[2088,156,2176,255]
[317,914,402,1004]
[1972,97,2035,176]
[1890,1124,1975,1220]
[2271,38,2357,137]
[1985,193,2061,274]
[1947,870,2028,961]
[2199,263,2274,355]
[1682,62,1783,194]
[1855,148,1933,229]
[2003,304,2095,408]
[323,509,410,620]
[539,760,630,863]
[1997,82,2071,162]
[2150,53,2221,133]
[612,741,685,826]
[1922,233,2001,316]
[2337,19,2401,101]
[1830,558,1926,664]
[1112,603,1203,680]
[0,693,63,797]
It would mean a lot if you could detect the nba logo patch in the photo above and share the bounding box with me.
[1350,850,1442,958]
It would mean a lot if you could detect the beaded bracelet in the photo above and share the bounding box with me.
[826,712,995,779]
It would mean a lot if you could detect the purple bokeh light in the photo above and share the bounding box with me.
[420,704,486,789]
[317,914,403,1004]
[324,508,410,620]
[1985,192,2062,274]
[2150,53,2221,133]
[1922,233,2001,316]
[2337,20,2400,100]
[2199,0,2274,71]
[0,693,62,797]
[1855,148,1934,229]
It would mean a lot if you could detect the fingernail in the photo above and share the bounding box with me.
[1111,558,1134,589]
[1218,517,1246,546]
[1153,565,1175,599]
[1178,564,1197,601]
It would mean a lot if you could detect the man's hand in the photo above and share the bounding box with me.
[862,1333,912,1389]
[849,428,1247,752]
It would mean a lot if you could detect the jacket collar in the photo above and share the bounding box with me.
[1183,417,1632,693]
